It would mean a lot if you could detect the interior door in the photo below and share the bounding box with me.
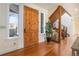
[24,6,38,47]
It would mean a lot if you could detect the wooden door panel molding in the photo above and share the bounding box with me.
[30,32,38,43]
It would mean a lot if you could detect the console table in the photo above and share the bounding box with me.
[71,37,79,56]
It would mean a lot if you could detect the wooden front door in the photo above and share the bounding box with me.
[24,6,39,47]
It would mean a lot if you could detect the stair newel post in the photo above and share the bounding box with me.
[58,6,62,43]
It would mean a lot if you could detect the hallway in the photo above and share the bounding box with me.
[2,37,74,56]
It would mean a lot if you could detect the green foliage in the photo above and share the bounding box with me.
[46,21,52,33]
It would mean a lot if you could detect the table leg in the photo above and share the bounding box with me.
[72,49,75,56]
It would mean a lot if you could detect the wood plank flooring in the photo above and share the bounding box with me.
[1,37,75,56]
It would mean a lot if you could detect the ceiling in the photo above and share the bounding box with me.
[34,3,79,17]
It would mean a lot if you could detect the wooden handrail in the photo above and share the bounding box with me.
[49,5,71,23]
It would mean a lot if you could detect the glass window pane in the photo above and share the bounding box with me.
[9,4,19,37]
[41,13,44,33]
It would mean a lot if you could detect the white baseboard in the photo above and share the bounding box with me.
[0,48,17,55]
[0,46,24,55]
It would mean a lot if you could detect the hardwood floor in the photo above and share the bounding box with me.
[2,37,75,56]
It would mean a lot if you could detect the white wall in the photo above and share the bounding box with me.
[72,17,79,35]
[61,13,73,36]
[0,4,23,55]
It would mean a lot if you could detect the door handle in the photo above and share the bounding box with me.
[24,28,26,33]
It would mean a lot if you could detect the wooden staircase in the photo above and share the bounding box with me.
[49,6,71,23]
[49,6,71,43]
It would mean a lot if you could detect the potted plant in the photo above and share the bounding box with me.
[45,21,52,42]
